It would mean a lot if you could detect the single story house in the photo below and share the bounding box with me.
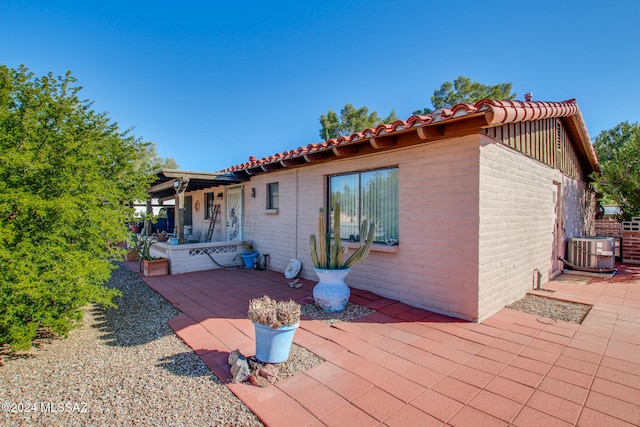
[147,98,598,322]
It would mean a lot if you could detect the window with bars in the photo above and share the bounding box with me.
[328,167,398,244]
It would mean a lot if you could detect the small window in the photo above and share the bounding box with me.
[205,192,214,219]
[267,183,279,210]
[329,167,399,244]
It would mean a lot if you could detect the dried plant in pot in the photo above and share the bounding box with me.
[248,295,301,363]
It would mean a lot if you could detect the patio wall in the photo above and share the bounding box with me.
[149,240,246,274]
[623,232,640,264]
[595,219,622,237]
[595,219,640,263]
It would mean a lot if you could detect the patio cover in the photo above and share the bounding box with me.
[147,169,247,200]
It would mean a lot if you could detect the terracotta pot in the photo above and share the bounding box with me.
[124,250,139,262]
[143,258,168,277]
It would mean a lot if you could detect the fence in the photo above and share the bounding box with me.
[595,218,640,264]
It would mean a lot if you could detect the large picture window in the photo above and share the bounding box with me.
[329,167,398,244]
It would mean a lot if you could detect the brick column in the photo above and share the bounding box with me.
[623,218,640,264]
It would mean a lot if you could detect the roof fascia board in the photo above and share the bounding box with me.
[148,179,179,194]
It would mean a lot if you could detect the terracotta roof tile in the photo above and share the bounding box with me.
[224,98,595,173]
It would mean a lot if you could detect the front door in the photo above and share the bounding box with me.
[185,196,193,226]
[226,186,243,241]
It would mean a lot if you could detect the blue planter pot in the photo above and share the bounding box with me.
[313,268,351,312]
[241,251,258,268]
[253,321,299,363]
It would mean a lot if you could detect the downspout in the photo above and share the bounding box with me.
[295,168,299,258]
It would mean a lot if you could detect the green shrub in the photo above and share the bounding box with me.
[0,65,155,349]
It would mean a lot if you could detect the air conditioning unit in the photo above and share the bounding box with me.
[566,237,616,271]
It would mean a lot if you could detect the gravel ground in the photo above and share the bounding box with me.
[507,294,592,324]
[0,263,263,427]
[301,302,376,325]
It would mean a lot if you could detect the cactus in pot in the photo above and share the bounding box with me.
[309,202,376,312]
[310,202,375,269]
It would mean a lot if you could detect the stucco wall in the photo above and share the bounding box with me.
[179,189,227,243]
[477,136,593,321]
[246,135,481,321]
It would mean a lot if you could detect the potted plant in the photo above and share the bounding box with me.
[248,295,300,363]
[124,234,140,262]
[241,242,258,268]
[138,237,168,277]
[309,202,375,312]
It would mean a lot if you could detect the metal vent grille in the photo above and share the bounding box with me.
[567,237,615,270]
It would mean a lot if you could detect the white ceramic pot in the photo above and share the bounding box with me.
[312,268,351,312]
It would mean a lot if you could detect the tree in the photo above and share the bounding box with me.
[0,65,156,349]
[413,75,516,115]
[591,121,640,220]
[139,144,179,171]
[319,104,398,140]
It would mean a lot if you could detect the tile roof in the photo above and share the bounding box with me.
[225,98,597,175]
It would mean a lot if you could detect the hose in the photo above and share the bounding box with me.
[559,257,616,274]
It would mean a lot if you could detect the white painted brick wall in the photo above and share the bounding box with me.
[240,169,303,273]
[245,135,481,321]
[150,241,245,274]
[477,136,592,321]
[176,133,592,323]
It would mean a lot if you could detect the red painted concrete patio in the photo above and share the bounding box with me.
[125,261,640,426]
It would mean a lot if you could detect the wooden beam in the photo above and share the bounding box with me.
[260,163,282,172]
[332,145,359,157]
[303,151,330,163]
[148,179,178,194]
[369,136,396,149]
[417,125,444,140]
[279,157,306,168]
[441,115,490,136]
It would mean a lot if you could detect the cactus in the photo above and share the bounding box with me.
[310,202,375,269]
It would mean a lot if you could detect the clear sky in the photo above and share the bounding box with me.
[2,1,639,172]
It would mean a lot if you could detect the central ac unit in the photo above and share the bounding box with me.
[566,237,616,271]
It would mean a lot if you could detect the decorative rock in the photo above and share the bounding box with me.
[228,349,241,366]
[258,364,279,384]
[230,357,251,383]
[248,357,261,371]
[248,373,271,388]
[224,350,300,388]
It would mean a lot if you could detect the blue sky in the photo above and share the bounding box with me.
[2,1,639,172]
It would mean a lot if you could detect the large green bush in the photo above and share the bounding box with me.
[0,65,155,349]
[591,121,640,220]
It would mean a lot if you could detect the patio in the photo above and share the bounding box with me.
[125,260,640,426]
